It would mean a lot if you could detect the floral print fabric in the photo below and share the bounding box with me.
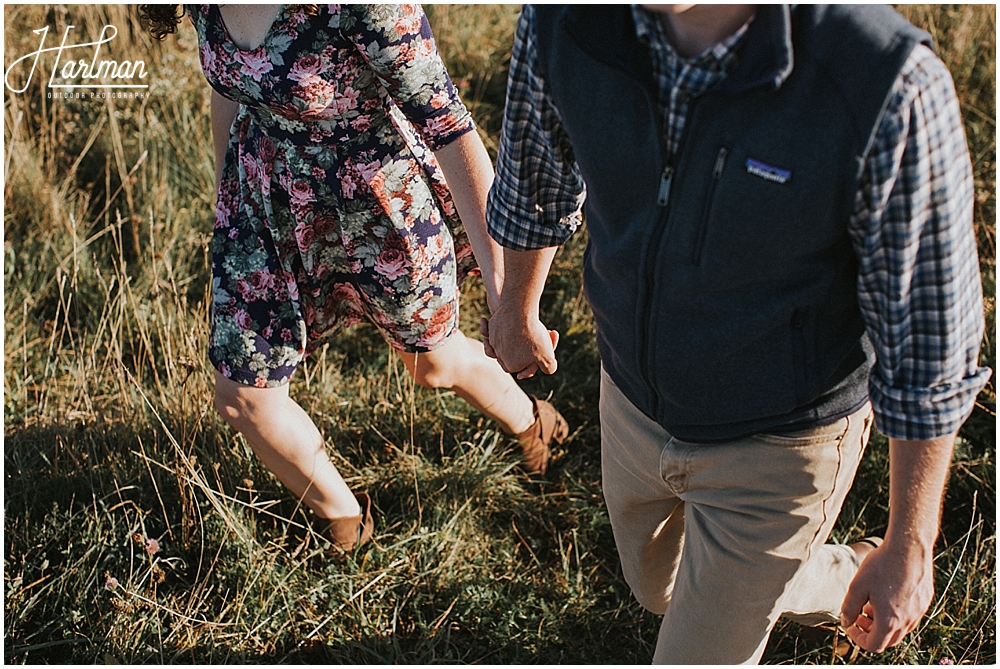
[189,4,478,387]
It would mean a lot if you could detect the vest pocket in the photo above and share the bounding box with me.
[692,147,728,265]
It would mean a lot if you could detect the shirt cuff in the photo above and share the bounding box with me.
[486,201,581,251]
[869,367,992,440]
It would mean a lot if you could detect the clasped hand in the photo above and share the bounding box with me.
[480,307,560,380]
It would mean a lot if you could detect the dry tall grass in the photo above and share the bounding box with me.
[3,4,995,664]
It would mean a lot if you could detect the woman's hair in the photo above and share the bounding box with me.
[137,5,184,41]
[137,5,321,41]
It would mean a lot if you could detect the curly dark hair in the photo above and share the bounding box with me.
[136,4,185,41]
[137,4,321,41]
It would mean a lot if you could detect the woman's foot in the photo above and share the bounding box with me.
[514,396,569,476]
[322,492,375,553]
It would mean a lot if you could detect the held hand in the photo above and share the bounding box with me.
[480,317,497,358]
[480,314,559,379]
[485,286,501,317]
[840,540,935,653]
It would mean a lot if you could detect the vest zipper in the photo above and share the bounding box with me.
[692,147,728,265]
[657,166,675,207]
[640,83,698,421]
[641,161,674,420]
[644,104,694,418]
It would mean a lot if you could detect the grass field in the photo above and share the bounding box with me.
[3,4,995,664]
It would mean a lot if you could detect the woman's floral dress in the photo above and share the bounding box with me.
[189,4,479,387]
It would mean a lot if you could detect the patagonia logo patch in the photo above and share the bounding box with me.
[745,157,791,184]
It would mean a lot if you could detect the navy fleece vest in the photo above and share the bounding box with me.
[534,5,932,441]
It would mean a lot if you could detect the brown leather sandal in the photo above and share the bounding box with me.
[513,396,569,476]
[322,492,374,554]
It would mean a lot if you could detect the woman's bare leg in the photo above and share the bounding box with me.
[213,331,538,520]
[398,331,536,435]
[214,372,360,520]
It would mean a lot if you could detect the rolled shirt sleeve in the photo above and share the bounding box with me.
[486,5,587,251]
[851,43,991,440]
[343,4,474,150]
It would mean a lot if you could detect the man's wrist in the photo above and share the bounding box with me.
[493,298,538,326]
[500,246,558,314]
[880,531,936,561]
[883,434,955,563]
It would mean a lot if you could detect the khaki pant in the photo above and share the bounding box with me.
[600,367,874,664]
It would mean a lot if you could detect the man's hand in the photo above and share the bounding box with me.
[840,539,935,652]
[481,312,559,379]
[840,433,955,654]
[480,245,561,379]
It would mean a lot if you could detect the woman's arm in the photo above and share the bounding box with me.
[211,89,239,189]
[432,132,503,311]
[340,5,500,306]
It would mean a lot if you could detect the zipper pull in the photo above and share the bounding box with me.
[713,147,728,179]
[657,166,674,207]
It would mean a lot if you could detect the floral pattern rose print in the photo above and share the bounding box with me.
[189,4,478,387]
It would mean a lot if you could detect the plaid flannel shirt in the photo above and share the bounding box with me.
[486,5,990,440]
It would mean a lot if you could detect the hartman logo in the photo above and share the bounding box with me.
[5,24,149,94]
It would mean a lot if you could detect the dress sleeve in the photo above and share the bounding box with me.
[339,4,474,151]
[849,44,991,441]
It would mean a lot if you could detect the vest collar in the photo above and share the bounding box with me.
[559,4,795,95]
[716,5,794,93]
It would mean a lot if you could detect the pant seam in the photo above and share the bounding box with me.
[803,412,852,564]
